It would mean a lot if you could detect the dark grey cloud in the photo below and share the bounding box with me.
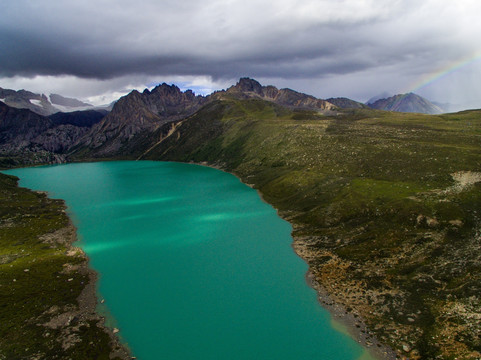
[1,0,481,106]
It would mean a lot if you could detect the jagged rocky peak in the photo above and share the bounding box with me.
[232,77,264,94]
[136,83,202,109]
[151,82,181,94]
[149,83,200,103]
[74,83,208,157]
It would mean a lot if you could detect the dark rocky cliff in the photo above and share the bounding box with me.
[0,102,98,166]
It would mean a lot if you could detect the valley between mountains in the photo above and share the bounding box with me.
[1,78,481,359]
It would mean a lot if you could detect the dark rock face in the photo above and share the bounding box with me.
[32,125,90,153]
[143,84,206,119]
[0,102,91,165]
[231,77,265,94]
[48,110,107,127]
[368,93,444,114]
[0,101,53,149]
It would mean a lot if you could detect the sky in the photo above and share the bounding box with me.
[1,0,481,109]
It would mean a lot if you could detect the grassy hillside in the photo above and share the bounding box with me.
[0,173,128,360]
[143,99,481,359]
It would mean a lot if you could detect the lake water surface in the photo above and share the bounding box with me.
[5,161,368,359]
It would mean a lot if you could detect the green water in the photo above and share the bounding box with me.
[6,161,367,360]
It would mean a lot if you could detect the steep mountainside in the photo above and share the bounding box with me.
[140,100,481,360]
[0,102,100,166]
[71,84,207,158]
[0,101,53,147]
[48,110,107,127]
[368,93,444,114]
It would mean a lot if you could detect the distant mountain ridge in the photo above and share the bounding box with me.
[49,93,92,107]
[0,87,58,116]
[0,79,458,165]
[0,87,94,116]
[367,93,444,114]
[74,78,337,158]
[366,92,392,105]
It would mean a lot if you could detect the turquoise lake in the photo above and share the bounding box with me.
[5,161,368,359]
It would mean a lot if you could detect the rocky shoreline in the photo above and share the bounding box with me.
[303,269,397,360]
[40,215,133,360]
[198,161,396,359]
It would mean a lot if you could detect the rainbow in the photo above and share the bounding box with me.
[406,50,481,94]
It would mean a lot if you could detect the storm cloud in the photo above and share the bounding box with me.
[1,0,481,106]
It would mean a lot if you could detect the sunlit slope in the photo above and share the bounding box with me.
[143,99,481,359]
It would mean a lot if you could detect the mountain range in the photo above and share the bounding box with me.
[1,79,449,120]
[0,87,103,116]
[0,78,456,165]
[71,78,337,158]
[1,77,481,359]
